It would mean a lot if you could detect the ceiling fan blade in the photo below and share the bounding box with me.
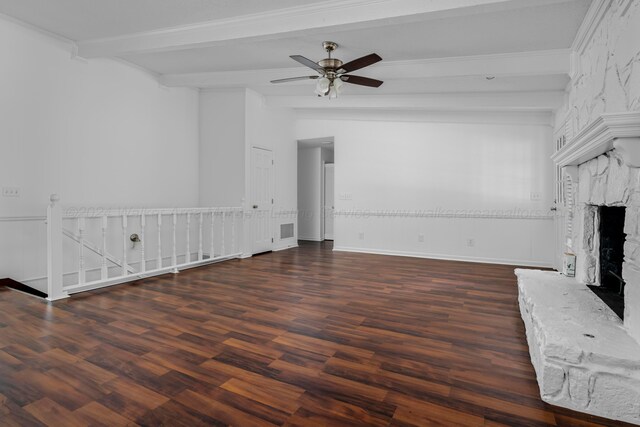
[290,55,324,73]
[271,76,319,84]
[338,53,382,73]
[340,75,384,87]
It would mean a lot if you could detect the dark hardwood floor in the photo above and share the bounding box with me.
[0,241,631,426]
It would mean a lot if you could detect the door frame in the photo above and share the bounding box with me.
[321,160,326,241]
[250,145,275,255]
[323,163,335,240]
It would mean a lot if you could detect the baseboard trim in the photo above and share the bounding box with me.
[332,246,553,268]
[298,237,324,242]
[273,244,299,252]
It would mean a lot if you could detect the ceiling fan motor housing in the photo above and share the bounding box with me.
[319,41,343,76]
[318,58,343,73]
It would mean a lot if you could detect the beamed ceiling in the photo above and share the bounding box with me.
[0,0,593,111]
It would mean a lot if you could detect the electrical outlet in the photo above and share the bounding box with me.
[418,234,425,242]
[2,187,20,197]
[358,232,365,240]
[530,191,542,201]
[467,238,475,247]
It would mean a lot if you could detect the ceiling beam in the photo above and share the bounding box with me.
[77,0,572,58]
[264,92,565,112]
[159,49,570,88]
[295,109,554,126]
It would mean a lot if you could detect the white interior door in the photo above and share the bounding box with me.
[251,147,274,254]
[324,163,335,240]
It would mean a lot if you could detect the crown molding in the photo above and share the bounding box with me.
[551,112,640,167]
[295,108,553,126]
[110,58,162,81]
[0,12,172,86]
[0,12,76,53]
[76,0,572,58]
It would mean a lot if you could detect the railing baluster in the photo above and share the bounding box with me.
[186,213,191,264]
[101,216,108,280]
[47,198,243,297]
[172,212,178,273]
[198,212,203,261]
[221,210,226,257]
[231,209,236,254]
[122,215,128,276]
[157,214,162,269]
[140,214,146,273]
[78,217,86,285]
[210,211,215,259]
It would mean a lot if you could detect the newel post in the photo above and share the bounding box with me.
[47,194,68,301]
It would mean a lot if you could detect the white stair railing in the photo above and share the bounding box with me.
[46,195,243,300]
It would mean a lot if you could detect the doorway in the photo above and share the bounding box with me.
[251,147,274,254]
[297,138,334,242]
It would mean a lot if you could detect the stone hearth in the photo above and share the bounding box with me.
[516,269,640,424]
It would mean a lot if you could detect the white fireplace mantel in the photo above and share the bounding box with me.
[551,112,640,167]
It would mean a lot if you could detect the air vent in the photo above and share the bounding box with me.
[280,223,294,239]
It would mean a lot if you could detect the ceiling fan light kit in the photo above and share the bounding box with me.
[271,41,383,98]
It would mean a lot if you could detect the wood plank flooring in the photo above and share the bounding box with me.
[0,241,632,426]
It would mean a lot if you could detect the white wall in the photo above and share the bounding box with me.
[296,114,555,267]
[245,89,297,251]
[0,17,200,288]
[199,89,246,207]
[298,147,322,240]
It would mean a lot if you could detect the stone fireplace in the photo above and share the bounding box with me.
[516,112,640,424]
[565,113,640,343]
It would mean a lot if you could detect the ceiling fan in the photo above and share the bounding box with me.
[271,41,383,98]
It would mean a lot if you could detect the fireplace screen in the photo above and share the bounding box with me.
[588,206,626,319]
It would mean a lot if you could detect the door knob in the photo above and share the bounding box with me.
[253,205,258,209]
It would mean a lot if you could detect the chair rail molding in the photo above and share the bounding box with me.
[551,112,640,167]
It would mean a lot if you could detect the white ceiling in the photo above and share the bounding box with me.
[0,0,328,40]
[0,0,593,111]
[122,1,590,75]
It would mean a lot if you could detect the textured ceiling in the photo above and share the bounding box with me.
[0,0,329,40]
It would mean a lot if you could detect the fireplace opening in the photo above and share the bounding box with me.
[587,206,626,319]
